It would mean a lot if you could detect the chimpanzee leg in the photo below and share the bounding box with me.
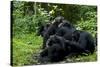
[65,40,89,54]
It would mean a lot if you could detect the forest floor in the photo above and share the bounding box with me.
[12,33,97,66]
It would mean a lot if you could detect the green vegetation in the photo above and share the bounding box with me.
[12,33,43,65]
[11,1,97,66]
[64,52,97,63]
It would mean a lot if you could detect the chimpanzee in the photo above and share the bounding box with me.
[39,44,66,63]
[39,35,68,63]
[71,30,95,54]
[42,16,65,49]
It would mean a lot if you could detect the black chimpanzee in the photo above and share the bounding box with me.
[39,35,68,63]
[39,44,66,63]
[71,30,95,54]
[42,16,65,49]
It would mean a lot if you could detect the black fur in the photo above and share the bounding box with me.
[38,16,95,63]
[42,16,65,49]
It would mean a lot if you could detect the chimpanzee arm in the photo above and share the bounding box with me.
[40,48,48,57]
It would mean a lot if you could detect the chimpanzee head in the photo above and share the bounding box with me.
[58,20,75,29]
[46,35,65,48]
[51,16,64,25]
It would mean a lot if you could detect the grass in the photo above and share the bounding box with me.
[12,33,43,66]
[64,52,97,63]
[12,33,97,66]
